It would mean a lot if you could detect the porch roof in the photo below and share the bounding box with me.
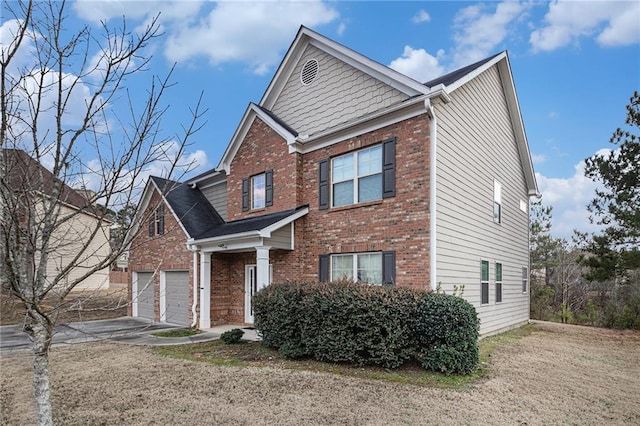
[193,205,309,241]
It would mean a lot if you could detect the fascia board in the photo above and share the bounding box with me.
[496,57,540,196]
[218,104,296,174]
[445,52,507,94]
[291,96,429,154]
[307,37,429,97]
[188,230,262,247]
[259,207,309,237]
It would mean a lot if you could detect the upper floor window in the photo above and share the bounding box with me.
[493,180,502,223]
[242,170,273,212]
[318,138,396,210]
[332,145,382,207]
[148,204,164,236]
[252,173,266,210]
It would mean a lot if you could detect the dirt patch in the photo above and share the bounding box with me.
[2,321,639,425]
[0,285,128,326]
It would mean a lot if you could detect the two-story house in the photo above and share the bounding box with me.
[128,27,538,335]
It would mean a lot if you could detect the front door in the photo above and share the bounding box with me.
[244,264,273,324]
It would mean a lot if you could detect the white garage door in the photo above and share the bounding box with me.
[164,271,189,326]
[136,272,155,321]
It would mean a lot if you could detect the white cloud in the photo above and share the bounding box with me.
[412,10,431,24]
[451,1,530,68]
[535,156,608,239]
[548,111,559,119]
[530,0,640,52]
[163,1,339,74]
[388,46,445,83]
[531,153,547,164]
[73,0,204,23]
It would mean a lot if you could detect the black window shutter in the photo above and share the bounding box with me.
[148,217,154,237]
[318,159,329,210]
[319,254,329,282]
[382,137,396,198]
[265,170,273,207]
[242,178,249,212]
[382,251,396,285]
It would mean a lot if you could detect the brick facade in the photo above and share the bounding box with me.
[128,192,194,323]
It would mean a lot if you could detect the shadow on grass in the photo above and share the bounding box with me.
[155,324,537,389]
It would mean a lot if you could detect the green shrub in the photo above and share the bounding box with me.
[253,282,311,357]
[220,328,244,344]
[414,293,479,374]
[254,281,480,374]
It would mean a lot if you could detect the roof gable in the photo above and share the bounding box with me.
[218,103,296,174]
[260,26,429,110]
[150,176,224,239]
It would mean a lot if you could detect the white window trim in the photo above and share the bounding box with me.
[493,180,502,223]
[481,260,490,305]
[331,145,382,207]
[495,262,503,304]
[330,252,383,285]
[251,173,266,210]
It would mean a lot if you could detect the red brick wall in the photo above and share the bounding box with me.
[128,191,194,322]
[227,118,301,220]
[299,113,432,290]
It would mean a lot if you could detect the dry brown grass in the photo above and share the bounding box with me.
[0,285,127,326]
[2,321,639,425]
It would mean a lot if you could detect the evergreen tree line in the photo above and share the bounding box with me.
[530,92,640,329]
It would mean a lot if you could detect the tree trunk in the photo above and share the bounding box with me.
[32,323,53,426]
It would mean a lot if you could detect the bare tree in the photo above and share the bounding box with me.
[0,1,205,424]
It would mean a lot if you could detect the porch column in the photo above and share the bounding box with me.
[199,252,211,329]
[256,246,271,291]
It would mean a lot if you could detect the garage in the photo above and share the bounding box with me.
[163,271,190,326]
[135,272,155,321]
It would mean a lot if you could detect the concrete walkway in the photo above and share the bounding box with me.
[0,317,260,354]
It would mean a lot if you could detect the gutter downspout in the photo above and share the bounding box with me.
[425,99,437,292]
[188,246,199,328]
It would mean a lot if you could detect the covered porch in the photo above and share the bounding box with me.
[187,206,308,328]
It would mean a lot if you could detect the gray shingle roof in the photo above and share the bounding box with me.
[423,52,502,87]
[195,205,308,240]
[151,176,224,238]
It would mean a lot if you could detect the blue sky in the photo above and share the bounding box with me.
[2,1,639,239]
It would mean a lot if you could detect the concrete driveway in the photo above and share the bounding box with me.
[0,317,205,354]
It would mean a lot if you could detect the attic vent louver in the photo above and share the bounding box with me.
[300,59,319,85]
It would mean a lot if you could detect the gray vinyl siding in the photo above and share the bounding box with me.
[199,176,227,221]
[164,271,189,326]
[265,224,293,250]
[136,272,155,321]
[272,45,408,136]
[435,65,530,336]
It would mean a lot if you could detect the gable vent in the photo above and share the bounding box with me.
[300,59,319,85]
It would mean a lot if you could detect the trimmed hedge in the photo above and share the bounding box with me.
[253,281,480,374]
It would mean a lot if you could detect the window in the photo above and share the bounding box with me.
[155,205,164,235]
[242,170,273,212]
[332,145,382,207]
[318,138,396,210]
[251,173,266,209]
[493,180,502,223]
[319,251,395,285]
[495,262,503,303]
[522,266,528,293]
[481,260,489,305]
[148,205,164,236]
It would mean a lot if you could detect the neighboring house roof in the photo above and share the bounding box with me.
[1,148,108,218]
[150,176,224,238]
[195,205,308,240]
